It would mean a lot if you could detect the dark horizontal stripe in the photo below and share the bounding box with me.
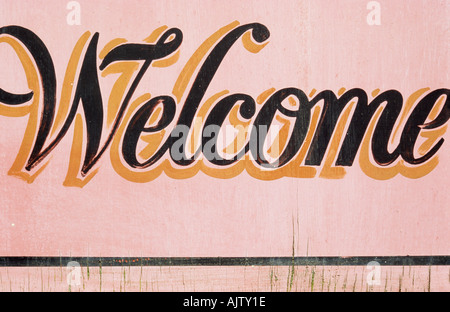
[0,256,448,267]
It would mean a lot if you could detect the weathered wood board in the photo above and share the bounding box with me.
[0,0,448,292]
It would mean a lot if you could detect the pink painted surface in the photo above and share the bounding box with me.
[1,266,449,292]
[0,0,448,279]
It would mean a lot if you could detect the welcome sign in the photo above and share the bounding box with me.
[0,0,448,292]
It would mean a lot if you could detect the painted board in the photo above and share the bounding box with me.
[0,0,449,292]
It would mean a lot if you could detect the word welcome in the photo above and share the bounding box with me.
[0,22,449,186]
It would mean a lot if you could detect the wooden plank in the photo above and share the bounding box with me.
[0,0,448,292]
